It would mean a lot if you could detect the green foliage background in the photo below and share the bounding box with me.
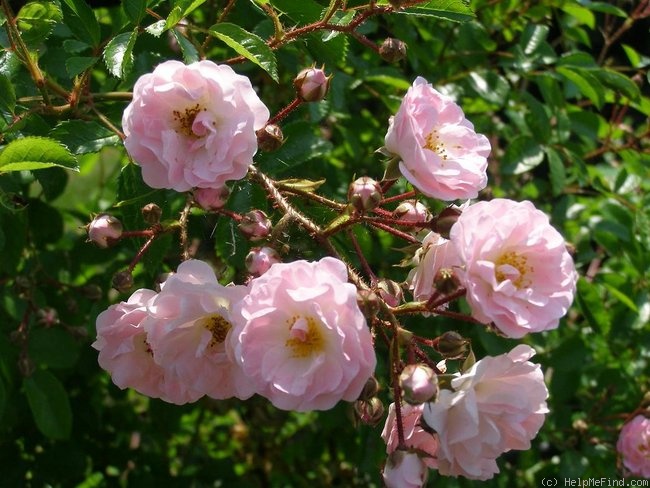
[0,0,649,486]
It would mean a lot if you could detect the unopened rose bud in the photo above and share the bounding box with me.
[239,210,272,241]
[358,376,380,401]
[82,283,103,301]
[245,246,281,276]
[393,200,430,224]
[112,270,133,293]
[348,176,383,212]
[433,267,461,295]
[379,37,407,63]
[141,203,162,224]
[432,206,462,239]
[256,124,284,152]
[399,364,438,404]
[194,186,231,211]
[36,307,59,327]
[376,279,403,307]
[435,331,469,359]
[357,289,380,318]
[294,66,331,102]
[88,214,123,248]
[354,397,385,426]
[383,450,428,488]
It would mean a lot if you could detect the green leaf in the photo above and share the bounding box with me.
[562,4,595,28]
[593,69,641,101]
[145,19,166,37]
[522,92,551,143]
[103,30,138,79]
[576,278,610,335]
[276,178,326,192]
[501,136,545,175]
[467,71,510,106]
[27,199,64,245]
[50,121,120,154]
[17,1,62,45]
[587,2,627,17]
[29,328,80,369]
[24,370,72,440]
[0,137,79,173]
[164,6,183,31]
[171,29,200,63]
[0,74,16,114]
[546,147,566,197]
[557,66,605,108]
[399,0,475,22]
[209,23,278,82]
[180,0,207,17]
[519,24,549,56]
[0,376,6,422]
[34,167,69,201]
[270,0,322,23]
[65,56,99,78]
[61,0,101,47]
[122,0,146,24]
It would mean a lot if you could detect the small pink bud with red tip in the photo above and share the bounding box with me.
[294,66,331,102]
[88,214,123,248]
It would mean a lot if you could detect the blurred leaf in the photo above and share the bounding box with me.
[0,376,6,421]
[501,135,545,175]
[0,137,79,173]
[603,284,637,313]
[209,23,278,82]
[587,2,627,17]
[171,29,200,63]
[399,0,475,23]
[50,121,120,155]
[29,328,80,369]
[34,167,68,201]
[65,56,98,77]
[24,370,72,440]
[562,4,595,28]
[523,93,551,143]
[16,1,62,45]
[593,69,641,101]
[164,5,183,30]
[534,73,565,108]
[61,0,101,47]
[103,30,138,79]
[468,71,510,106]
[546,147,566,196]
[519,24,549,56]
[270,0,322,23]
[557,66,604,108]
[180,0,207,16]
[0,74,15,114]
[27,199,64,245]
[122,0,146,24]
[306,32,348,66]
[576,278,610,334]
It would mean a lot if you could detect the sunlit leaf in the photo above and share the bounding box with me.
[103,29,138,79]
[0,137,79,173]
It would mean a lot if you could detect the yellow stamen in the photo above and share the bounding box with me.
[172,104,207,137]
[285,315,324,358]
[494,251,533,289]
[195,313,232,348]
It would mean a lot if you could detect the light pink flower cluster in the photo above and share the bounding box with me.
[384,77,490,201]
[422,345,549,480]
[94,257,376,411]
[617,414,650,478]
[382,403,439,469]
[229,257,376,411]
[450,198,577,338]
[122,60,269,192]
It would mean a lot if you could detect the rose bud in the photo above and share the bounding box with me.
[358,376,380,401]
[434,331,469,360]
[432,205,462,239]
[433,267,461,295]
[245,246,281,276]
[194,186,231,211]
[379,38,407,63]
[141,203,162,224]
[294,66,331,102]
[393,200,430,224]
[354,397,385,426]
[112,270,134,293]
[256,124,284,152]
[348,176,383,212]
[399,364,438,404]
[357,289,380,318]
[88,214,123,248]
[238,210,272,241]
[376,278,403,307]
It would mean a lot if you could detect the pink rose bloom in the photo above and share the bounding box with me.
[384,77,490,201]
[423,345,549,480]
[450,198,578,338]
[617,414,650,478]
[229,257,376,411]
[123,60,269,192]
[408,231,462,302]
[93,289,166,398]
[145,259,255,404]
[382,402,439,469]
[382,451,428,488]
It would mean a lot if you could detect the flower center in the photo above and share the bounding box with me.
[494,251,533,289]
[423,129,449,160]
[135,334,154,357]
[285,315,324,358]
[195,313,232,348]
[172,103,208,137]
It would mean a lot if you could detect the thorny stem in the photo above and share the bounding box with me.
[347,228,377,283]
[179,194,194,261]
[267,98,303,126]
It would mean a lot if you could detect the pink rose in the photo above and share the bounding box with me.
[145,259,255,404]
[88,213,123,248]
[382,450,428,488]
[122,60,269,192]
[423,345,549,480]
[617,414,650,478]
[384,77,490,201]
[450,198,578,338]
[229,257,376,411]
[381,402,439,469]
[408,231,462,302]
[93,289,166,398]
